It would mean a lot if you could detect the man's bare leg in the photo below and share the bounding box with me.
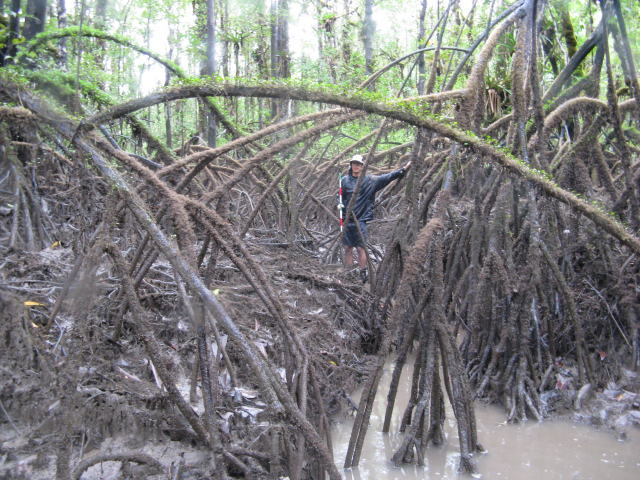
[344,246,354,266]
[356,246,367,268]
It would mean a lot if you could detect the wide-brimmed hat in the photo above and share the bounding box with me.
[350,154,364,164]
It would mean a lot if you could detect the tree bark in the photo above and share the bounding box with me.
[22,0,47,41]
[2,0,21,66]
[270,0,278,119]
[206,0,217,147]
[165,67,172,149]
[341,0,351,65]
[417,0,427,95]
[57,0,68,70]
[613,0,640,118]
[553,0,578,58]
[363,0,374,84]
[221,0,229,77]
[73,0,86,113]
[94,0,109,68]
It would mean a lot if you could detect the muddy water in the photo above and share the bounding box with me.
[333,359,640,480]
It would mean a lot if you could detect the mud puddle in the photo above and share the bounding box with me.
[333,359,640,480]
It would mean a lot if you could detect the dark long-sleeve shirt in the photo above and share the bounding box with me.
[340,168,406,223]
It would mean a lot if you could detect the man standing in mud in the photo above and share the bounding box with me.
[339,154,411,282]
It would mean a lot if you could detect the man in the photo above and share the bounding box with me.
[339,154,411,282]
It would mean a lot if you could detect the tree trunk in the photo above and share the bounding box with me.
[206,0,217,147]
[363,0,374,84]
[2,0,21,66]
[165,68,172,150]
[341,0,351,66]
[278,0,290,119]
[270,0,278,120]
[553,0,580,76]
[417,0,427,95]
[73,0,86,113]
[278,0,289,79]
[94,0,109,68]
[22,0,47,41]
[57,0,68,70]
[222,0,229,77]
[0,1,6,65]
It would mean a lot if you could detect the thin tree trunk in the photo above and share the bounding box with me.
[363,0,374,84]
[222,0,229,77]
[278,0,290,118]
[2,0,21,66]
[57,0,68,70]
[0,0,5,70]
[73,0,86,113]
[94,0,108,69]
[613,0,640,117]
[417,0,427,95]
[270,0,278,120]
[278,0,290,78]
[554,0,578,57]
[206,0,217,147]
[425,1,451,95]
[165,66,173,150]
[341,0,351,66]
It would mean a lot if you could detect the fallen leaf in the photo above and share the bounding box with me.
[598,350,608,360]
[177,320,189,331]
[229,387,257,399]
[217,410,234,434]
[239,406,264,417]
[254,319,260,331]
[117,366,142,382]
[254,340,270,357]
[51,241,59,248]
[238,389,259,399]
[555,374,570,390]
[219,369,232,390]
[24,301,44,307]
[220,419,230,434]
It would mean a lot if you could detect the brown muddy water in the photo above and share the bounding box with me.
[333,359,640,480]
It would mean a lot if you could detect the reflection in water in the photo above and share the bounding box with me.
[333,359,640,480]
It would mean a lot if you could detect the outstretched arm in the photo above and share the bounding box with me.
[372,161,411,192]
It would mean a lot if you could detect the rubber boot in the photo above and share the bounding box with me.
[360,267,368,284]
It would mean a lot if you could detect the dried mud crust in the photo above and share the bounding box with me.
[0,246,377,479]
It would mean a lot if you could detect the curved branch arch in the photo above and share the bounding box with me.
[24,27,185,77]
[79,82,640,256]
